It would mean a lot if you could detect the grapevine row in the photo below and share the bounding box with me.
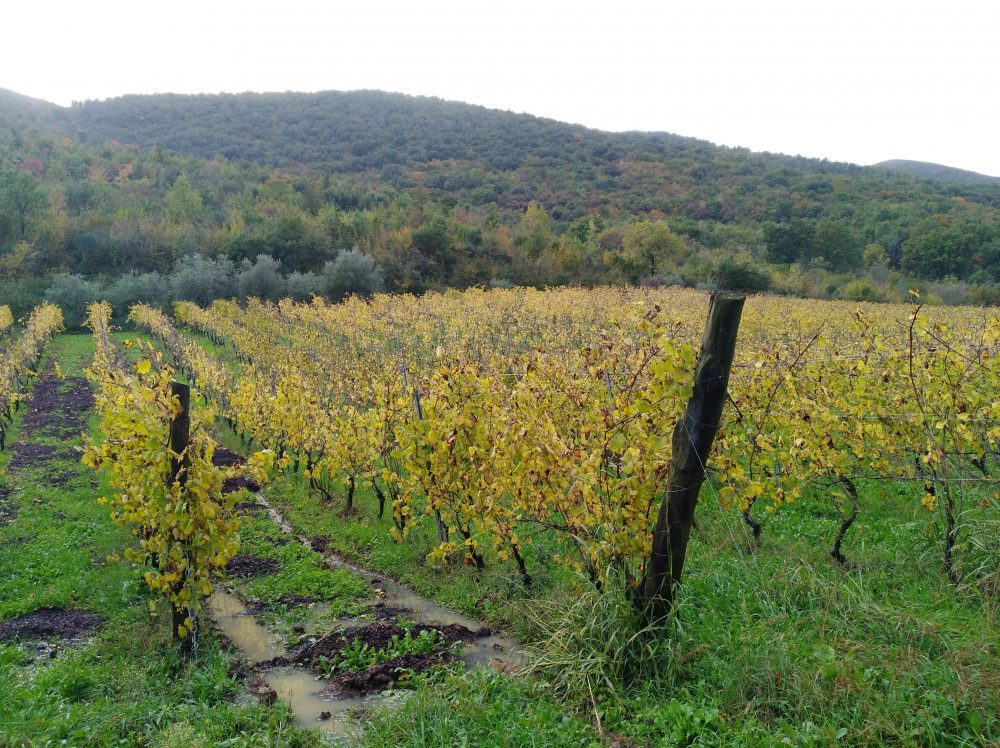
[0,302,63,451]
[83,301,272,643]
[154,288,1000,587]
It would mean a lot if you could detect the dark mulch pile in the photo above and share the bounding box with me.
[225,554,280,578]
[223,475,261,494]
[0,608,105,642]
[308,536,330,553]
[324,651,451,696]
[213,448,262,494]
[212,447,245,469]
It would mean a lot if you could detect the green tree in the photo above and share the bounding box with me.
[0,168,47,239]
[811,219,860,270]
[620,220,685,278]
[901,219,976,279]
[763,220,815,264]
[164,174,204,224]
[516,202,553,257]
[322,248,384,301]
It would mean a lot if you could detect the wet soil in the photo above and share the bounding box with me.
[206,490,521,730]
[308,536,330,553]
[16,376,93,438]
[225,554,280,578]
[224,475,261,493]
[277,594,317,608]
[2,372,94,525]
[232,499,265,512]
[280,619,491,672]
[212,447,246,468]
[243,594,317,616]
[8,443,71,471]
[247,673,279,705]
[372,603,414,622]
[0,607,105,642]
[325,651,451,696]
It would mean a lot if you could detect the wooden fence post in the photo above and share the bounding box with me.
[639,292,745,622]
[168,381,193,650]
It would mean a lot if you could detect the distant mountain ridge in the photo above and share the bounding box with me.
[873,159,1000,185]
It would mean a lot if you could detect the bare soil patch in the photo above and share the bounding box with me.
[0,487,15,525]
[212,447,245,468]
[213,448,261,493]
[8,443,71,471]
[225,554,280,578]
[0,607,105,642]
[17,376,93,437]
[232,499,265,512]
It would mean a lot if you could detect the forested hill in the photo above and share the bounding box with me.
[63,91,1000,215]
[873,159,1000,185]
[66,89,860,175]
[0,88,63,133]
[5,87,1000,313]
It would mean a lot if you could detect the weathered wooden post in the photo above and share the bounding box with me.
[640,292,745,622]
[168,380,194,650]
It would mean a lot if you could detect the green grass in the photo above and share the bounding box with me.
[227,504,370,636]
[356,669,603,748]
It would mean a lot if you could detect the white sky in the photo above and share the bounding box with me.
[4,0,1000,175]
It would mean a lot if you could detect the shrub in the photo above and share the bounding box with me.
[321,248,384,301]
[236,254,285,301]
[44,273,100,328]
[169,254,234,306]
[285,271,325,301]
[711,257,772,293]
[105,272,172,316]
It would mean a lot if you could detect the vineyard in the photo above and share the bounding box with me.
[128,288,1000,594]
[2,287,1000,745]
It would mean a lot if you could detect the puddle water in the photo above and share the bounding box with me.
[366,575,523,670]
[207,590,283,663]
[265,667,406,735]
[208,494,524,735]
[256,492,523,670]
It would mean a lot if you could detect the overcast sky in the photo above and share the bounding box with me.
[5,0,999,175]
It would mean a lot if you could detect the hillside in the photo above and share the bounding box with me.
[3,88,1000,310]
[873,159,1000,185]
[0,88,64,134]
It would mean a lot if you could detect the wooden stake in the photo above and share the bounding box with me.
[639,292,745,622]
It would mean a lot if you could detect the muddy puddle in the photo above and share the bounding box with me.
[208,493,524,737]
